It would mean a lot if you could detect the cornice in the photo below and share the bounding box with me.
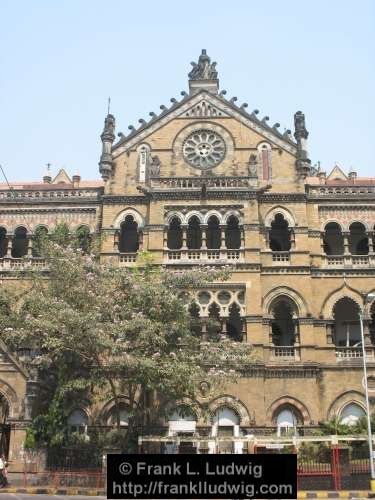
[259,193,306,203]
[0,207,97,214]
[102,195,149,204]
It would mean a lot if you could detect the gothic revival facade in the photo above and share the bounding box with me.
[1,50,375,462]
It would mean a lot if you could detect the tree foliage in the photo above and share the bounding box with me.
[0,234,254,450]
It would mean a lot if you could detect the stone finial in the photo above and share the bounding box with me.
[99,113,115,181]
[188,49,219,95]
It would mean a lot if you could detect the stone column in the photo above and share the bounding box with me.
[240,227,245,248]
[368,231,374,254]
[264,228,270,250]
[220,225,226,249]
[290,230,296,250]
[163,227,168,249]
[181,225,187,249]
[6,236,12,257]
[363,319,372,346]
[27,237,33,256]
[343,232,351,266]
[138,230,144,251]
[201,225,207,250]
[114,230,119,252]
[326,321,334,344]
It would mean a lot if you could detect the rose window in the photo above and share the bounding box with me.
[182,129,226,169]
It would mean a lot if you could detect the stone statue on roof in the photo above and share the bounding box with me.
[189,49,218,80]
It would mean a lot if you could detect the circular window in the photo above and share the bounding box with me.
[183,129,226,169]
[217,291,231,305]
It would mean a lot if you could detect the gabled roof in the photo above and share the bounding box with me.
[112,89,297,158]
[52,168,72,184]
[327,165,348,181]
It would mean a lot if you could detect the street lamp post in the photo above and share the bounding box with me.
[359,293,375,491]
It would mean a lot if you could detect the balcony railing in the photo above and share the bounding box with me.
[119,253,137,264]
[271,346,300,360]
[324,254,373,268]
[335,346,375,359]
[150,176,256,190]
[0,257,47,270]
[272,252,290,264]
[165,249,243,263]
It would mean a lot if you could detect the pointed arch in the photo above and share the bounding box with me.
[320,284,363,319]
[208,395,250,426]
[266,396,311,425]
[263,286,308,317]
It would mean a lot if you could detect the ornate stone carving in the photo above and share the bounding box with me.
[188,50,218,80]
[182,129,226,169]
[149,155,161,177]
[248,154,258,178]
[182,100,229,118]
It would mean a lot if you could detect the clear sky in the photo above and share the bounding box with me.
[0,0,374,181]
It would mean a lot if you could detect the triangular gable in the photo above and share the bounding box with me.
[327,165,348,181]
[112,91,297,159]
[52,168,72,184]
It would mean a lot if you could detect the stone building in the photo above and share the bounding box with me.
[1,50,375,461]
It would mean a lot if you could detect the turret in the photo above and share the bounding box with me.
[43,163,52,184]
[99,114,115,181]
[294,111,311,179]
[348,167,357,183]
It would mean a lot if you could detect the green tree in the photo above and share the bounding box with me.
[0,243,253,451]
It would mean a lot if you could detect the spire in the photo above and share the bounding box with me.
[188,49,219,95]
[293,111,311,179]
[99,113,115,181]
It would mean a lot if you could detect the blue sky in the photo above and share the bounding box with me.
[0,0,374,181]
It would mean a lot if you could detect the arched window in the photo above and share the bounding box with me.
[33,226,48,257]
[0,228,7,258]
[258,143,272,181]
[340,403,365,426]
[206,216,220,249]
[271,299,297,346]
[67,409,88,434]
[119,216,139,253]
[323,222,344,255]
[225,216,241,249]
[168,406,197,434]
[226,303,243,341]
[167,217,182,250]
[107,403,130,427]
[12,226,28,258]
[207,302,221,336]
[213,407,240,438]
[269,214,291,251]
[349,222,369,255]
[76,225,91,254]
[188,302,201,336]
[333,298,360,347]
[274,405,302,436]
[187,216,201,250]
